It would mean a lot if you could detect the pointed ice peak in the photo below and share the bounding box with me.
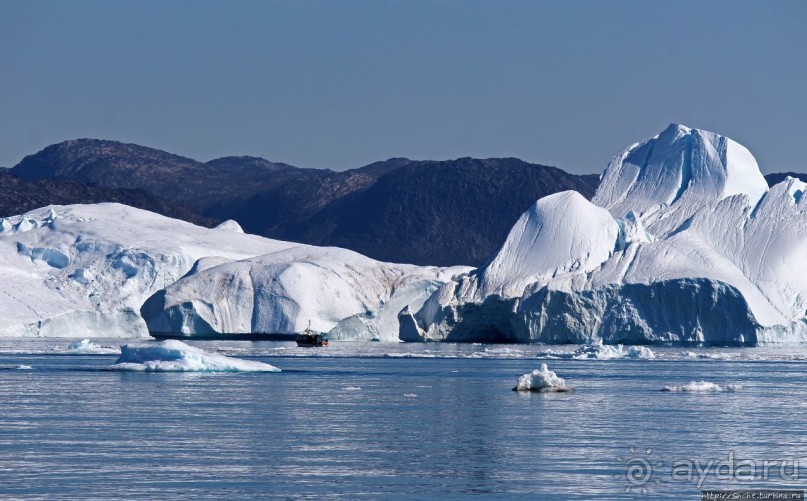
[592,124,769,233]
[659,122,692,138]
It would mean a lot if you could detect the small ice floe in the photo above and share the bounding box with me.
[513,363,575,392]
[661,381,741,392]
[109,340,280,372]
[572,343,655,360]
[403,393,418,398]
[680,351,732,360]
[67,339,120,355]
[537,342,656,360]
[14,364,33,370]
[344,386,362,391]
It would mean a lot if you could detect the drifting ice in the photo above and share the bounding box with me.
[661,381,742,392]
[109,340,281,372]
[514,363,574,392]
[67,339,120,354]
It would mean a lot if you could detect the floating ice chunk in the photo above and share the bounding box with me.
[625,346,656,359]
[403,393,418,398]
[67,339,121,354]
[14,364,32,370]
[344,386,362,391]
[109,340,280,372]
[661,381,741,392]
[514,363,574,392]
[572,343,656,360]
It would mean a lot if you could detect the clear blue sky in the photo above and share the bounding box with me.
[1,0,805,174]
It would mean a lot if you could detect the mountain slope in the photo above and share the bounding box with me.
[11,140,299,212]
[291,158,600,266]
[0,171,215,227]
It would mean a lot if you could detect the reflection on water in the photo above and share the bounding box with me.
[1,346,807,498]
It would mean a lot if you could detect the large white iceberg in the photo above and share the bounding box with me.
[109,340,280,372]
[405,124,807,345]
[140,245,468,341]
[0,203,296,337]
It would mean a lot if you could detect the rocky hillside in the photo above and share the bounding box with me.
[0,171,215,227]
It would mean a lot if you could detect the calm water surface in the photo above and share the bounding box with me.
[1,340,807,499]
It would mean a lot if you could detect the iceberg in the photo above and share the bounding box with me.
[407,124,807,346]
[140,245,469,341]
[109,340,280,372]
[513,363,574,392]
[0,203,297,337]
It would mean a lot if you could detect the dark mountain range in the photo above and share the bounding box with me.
[229,158,601,265]
[9,139,598,265]
[0,171,215,227]
[12,139,303,212]
[765,172,807,186]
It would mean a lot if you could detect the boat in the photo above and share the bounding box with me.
[296,321,328,347]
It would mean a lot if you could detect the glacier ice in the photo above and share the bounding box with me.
[513,363,574,392]
[109,340,280,372]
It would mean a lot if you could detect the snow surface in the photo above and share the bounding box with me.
[109,340,280,372]
[513,363,573,392]
[661,381,741,392]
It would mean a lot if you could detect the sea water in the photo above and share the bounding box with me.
[2,340,807,499]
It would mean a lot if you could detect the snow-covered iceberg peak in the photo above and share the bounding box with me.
[477,191,619,297]
[592,123,768,234]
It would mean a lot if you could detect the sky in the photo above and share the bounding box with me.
[1,0,806,174]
